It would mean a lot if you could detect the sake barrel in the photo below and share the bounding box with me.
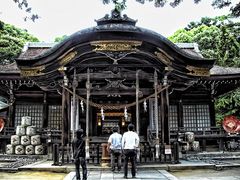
[25,145,34,155]
[11,135,20,145]
[35,145,44,155]
[26,126,36,136]
[185,132,195,143]
[192,141,200,151]
[31,135,41,145]
[21,116,31,127]
[6,144,14,155]
[21,135,31,146]
[15,145,25,155]
[16,126,25,136]
[182,142,190,151]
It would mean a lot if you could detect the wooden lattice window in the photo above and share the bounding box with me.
[169,105,178,131]
[15,104,43,128]
[48,105,62,130]
[183,104,210,131]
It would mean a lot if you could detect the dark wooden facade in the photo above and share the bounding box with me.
[1,10,240,163]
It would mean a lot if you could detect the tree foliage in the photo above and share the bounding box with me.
[169,25,221,58]
[0,21,39,64]
[169,15,240,125]
[102,0,240,17]
[12,0,39,22]
[54,35,68,43]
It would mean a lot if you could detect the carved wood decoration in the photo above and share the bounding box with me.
[187,65,210,76]
[91,40,142,63]
[20,65,45,77]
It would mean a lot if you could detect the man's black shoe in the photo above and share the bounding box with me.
[123,176,128,179]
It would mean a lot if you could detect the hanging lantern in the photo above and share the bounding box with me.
[143,99,147,112]
[97,118,102,126]
[80,100,84,112]
[121,118,125,127]
[101,107,104,121]
[124,107,128,120]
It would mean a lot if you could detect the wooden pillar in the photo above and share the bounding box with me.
[85,68,90,159]
[61,76,70,164]
[163,83,170,145]
[160,75,170,146]
[209,99,216,127]
[8,81,15,127]
[61,86,66,163]
[177,98,183,130]
[71,68,78,138]
[136,70,140,134]
[154,70,160,159]
[160,83,165,145]
[42,92,48,128]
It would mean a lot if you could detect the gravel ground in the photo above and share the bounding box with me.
[171,167,240,180]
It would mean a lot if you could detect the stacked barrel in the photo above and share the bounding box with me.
[6,116,44,155]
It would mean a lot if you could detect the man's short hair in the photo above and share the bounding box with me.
[112,126,118,132]
[76,129,84,138]
[128,123,134,131]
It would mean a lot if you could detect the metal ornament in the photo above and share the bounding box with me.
[80,100,84,113]
[101,107,105,121]
[143,99,147,112]
[124,107,128,120]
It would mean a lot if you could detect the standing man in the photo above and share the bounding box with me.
[107,126,122,172]
[72,129,87,180]
[122,123,139,179]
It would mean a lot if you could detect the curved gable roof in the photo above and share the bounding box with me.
[16,10,214,75]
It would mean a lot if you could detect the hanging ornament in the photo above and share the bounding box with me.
[124,107,128,120]
[143,99,147,112]
[101,107,104,121]
[80,100,84,113]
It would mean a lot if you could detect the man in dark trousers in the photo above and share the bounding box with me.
[107,126,122,172]
[122,123,139,179]
[72,129,87,180]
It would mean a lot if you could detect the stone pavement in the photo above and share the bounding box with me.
[64,169,178,180]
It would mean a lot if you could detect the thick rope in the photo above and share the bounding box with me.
[62,85,170,110]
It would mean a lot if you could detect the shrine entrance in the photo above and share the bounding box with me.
[15,9,215,164]
[96,112,132,135]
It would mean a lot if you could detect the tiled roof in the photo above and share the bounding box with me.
[18,42,203,59]
[0,62,20,73]
[18,42,57,59]
[175,43,203,58]
[210,65,240,75]
[2,42,239,76]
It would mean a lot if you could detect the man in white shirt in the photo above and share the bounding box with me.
[107,126,122,172]
[122,123,139,179]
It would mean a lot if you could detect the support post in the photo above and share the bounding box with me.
[8,81,15,128]
[164,80,170,145]
[85,68,90,159]
[136,70,140,162]
[61,86,66,164]
[42,92,48,128]
[72,69,78,138]
[136,70,140,134]
[154,70,159,159]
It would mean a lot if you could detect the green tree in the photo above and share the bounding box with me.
[11,0,39,22]
[169,25,221,58]
[102,0,240,17]
[0,21,39,64]
[168,16,240,125]
[54,35,68,43]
